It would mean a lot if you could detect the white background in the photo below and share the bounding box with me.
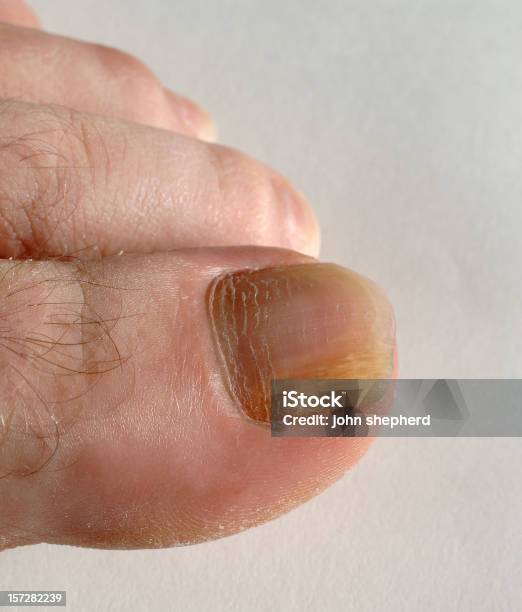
[2,1,521,610]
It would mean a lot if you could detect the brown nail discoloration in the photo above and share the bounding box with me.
[207,263,396,423]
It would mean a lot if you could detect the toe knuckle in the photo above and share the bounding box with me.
[94,45,167,119]
[212,146,275,209]
[97,45,150,81]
